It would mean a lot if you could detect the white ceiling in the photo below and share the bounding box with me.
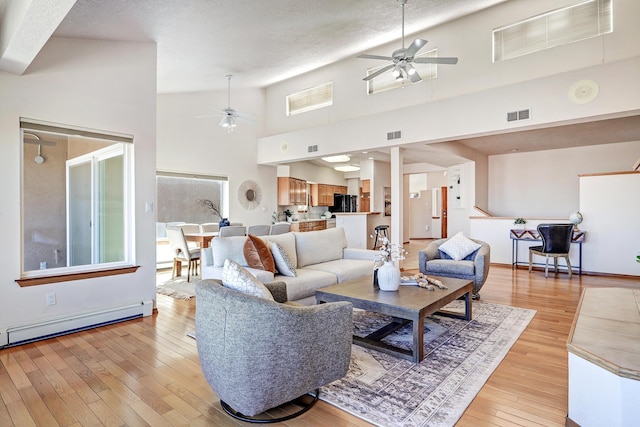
[2,0,638,165]
[49,0,509,93]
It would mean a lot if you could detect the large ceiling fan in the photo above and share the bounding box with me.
[198,75,254,133]
[358,0,458,84]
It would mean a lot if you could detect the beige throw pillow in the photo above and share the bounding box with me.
[222,259,275,301]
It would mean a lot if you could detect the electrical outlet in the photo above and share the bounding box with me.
[46,292,56,306]
[425,225,429,231]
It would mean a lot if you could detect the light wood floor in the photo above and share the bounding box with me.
[1,240,638,426]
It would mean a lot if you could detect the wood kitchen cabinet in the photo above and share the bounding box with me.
[278,177,307,205]
[290,220,327,232]
[313,184,348,206]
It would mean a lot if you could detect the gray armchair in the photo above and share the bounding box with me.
[195,279,353,423]
[418,237,490,299]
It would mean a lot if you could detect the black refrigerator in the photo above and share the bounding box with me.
[333,194,357,212]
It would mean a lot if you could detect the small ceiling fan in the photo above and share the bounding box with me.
[198,75,254,133]
[357,0,458,84]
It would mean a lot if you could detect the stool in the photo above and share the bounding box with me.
[373,225,389,249]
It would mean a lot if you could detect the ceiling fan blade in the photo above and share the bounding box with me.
[195,113,223,118]
[409,69,422,84]
[414,56,459,65]
[357,53,395,61]
[362,64,394,81]
[405,38,427,57]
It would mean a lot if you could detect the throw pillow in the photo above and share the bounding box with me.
[243,234,275,273]
[438,231,481,261]
[222,259,275,301]
[269,241,296,277]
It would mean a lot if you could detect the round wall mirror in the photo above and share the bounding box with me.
[245,189,256,201]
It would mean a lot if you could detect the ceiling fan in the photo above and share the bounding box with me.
[198,75,254,133]
[357,0,458,84]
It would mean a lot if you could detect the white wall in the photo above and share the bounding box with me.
[156,89,278,226]
[579,172,640,275]
[489,141,640,217]
[0,38,157,331]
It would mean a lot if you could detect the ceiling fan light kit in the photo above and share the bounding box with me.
[358,0,458,84]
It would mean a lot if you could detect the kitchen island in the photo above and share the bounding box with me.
[334,212,382,249]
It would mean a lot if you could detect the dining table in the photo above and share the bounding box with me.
[184,231,218,248]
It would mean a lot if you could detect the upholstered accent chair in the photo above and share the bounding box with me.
[418,237,491,299]
[195,279,353,423]
[529,223,574,278]
[247,224,271,236]
[166,227,200,281]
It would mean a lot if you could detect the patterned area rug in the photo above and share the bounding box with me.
[320,301,536,427]
[156,274,199,300]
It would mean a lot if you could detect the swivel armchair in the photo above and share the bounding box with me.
[419,237,490,299]
[195,279,353,423]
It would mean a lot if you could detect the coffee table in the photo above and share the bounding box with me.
[316,275,473,363]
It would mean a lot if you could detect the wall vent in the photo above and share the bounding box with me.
[307,145,318,153]
[387,130,402,141]
[507,109,530,122]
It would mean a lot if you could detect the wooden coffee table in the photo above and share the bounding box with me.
[316,276,473,363]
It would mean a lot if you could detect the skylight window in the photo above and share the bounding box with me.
[286,82,333,116]
[492,0,612,62]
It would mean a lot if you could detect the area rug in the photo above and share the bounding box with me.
[320,301,536,427]
[156,275,199,300]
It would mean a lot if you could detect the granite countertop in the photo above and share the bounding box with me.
[291,218,332,223]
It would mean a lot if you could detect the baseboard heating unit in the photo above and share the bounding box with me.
[1,300,153,348]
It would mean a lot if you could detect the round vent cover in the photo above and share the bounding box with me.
[569,80,599,104]
[280,141,289,152]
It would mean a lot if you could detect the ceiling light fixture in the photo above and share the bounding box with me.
[219,115,236,129]
[322,155,351,163]
[334,165,360,172]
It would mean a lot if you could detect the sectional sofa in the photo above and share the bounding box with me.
[201,227,378,305]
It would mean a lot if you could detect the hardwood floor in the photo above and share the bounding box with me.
[1,240,637,426]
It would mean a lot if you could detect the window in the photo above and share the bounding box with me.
[21,119,134,280]
[366,49,439,94]
[155,172,228,239]
[492,0,613,62]
[286,82,333,116]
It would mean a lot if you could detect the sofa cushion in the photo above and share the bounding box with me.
[244,235,275,272]
[294,227,348,268]
[438,232,481,261]
[269,242,296,277]
[305,259,374,284]
[262,233,297,268]
[212,236,247,267]
[222,259,275,301]
[274,268,338,302]
[426,259,475,277]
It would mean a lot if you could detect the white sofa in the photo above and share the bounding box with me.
[201,227,377,305]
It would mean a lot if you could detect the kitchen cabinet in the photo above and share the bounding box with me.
[289,220,327,232]
[278,177,307,205]
[313,184,347,206]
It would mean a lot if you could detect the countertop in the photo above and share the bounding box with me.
[290,218,333,223]
[567,287,640,380]
[333,212,381,215]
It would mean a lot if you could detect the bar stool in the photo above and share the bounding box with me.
[373,225,389,249]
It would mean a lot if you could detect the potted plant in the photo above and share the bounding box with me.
[513,217,527,229]
[283,209,293,223]
[199,199,229,227]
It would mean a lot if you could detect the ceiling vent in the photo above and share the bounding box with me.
[307,144,318,153]
[507,109,531,122]
[387,130,402,141]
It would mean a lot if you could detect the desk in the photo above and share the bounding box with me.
[184,232,218,248]
[510,228,586,274]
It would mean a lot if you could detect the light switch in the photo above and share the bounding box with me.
[145,202,154,213]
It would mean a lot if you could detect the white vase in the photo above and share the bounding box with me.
[377,261,400,291]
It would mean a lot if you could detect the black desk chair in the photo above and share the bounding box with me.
[372,225,389,249]
[529,224,574,278]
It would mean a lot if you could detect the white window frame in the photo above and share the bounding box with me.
[286,82,333,116]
